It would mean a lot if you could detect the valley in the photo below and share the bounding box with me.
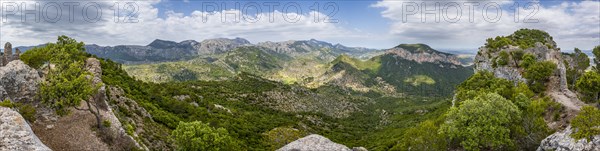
[1,29,599,151]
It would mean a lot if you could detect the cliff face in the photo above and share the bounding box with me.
[0,107,51,151]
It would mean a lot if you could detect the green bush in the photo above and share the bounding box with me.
[485,29,552,50]
[171,121,240,151]
[124,123,135,136]
[575,71,600,103]
[571,106,600,141]
[497,51,510,66]
[0,99,14,108]
[520,53,536,68]
[393,120,447,150]
[454,71,515,103]
[441,93,521,151]
[103,120,112,128]
[523,61,557,93]
[19,104,37,122]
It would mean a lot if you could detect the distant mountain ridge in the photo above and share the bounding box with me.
[16,38,382,64]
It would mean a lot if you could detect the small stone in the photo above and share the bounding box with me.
[45,124,54,130]
[352,147,368,151]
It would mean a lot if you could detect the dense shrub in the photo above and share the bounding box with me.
[485,29,552,50]
[575,71,600,103]
[171,121,240,151]
[571,106,600,141]
[523,61,557,93]
[441,93,521,151]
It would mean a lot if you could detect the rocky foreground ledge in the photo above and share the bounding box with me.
[537,127,600,151]
[277,134,367,151]
[0,107,51,151]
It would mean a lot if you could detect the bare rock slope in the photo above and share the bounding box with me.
[0,107,51,151]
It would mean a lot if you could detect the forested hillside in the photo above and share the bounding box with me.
[4,28,599,151]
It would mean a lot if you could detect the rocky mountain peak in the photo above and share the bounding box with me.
[197,38,252,55]
[385,44,461,65]
[394,43,437,54]
[147,39,179,48]
[474,29,585,113]
[474,30,566,90]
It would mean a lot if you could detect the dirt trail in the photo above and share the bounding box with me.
[31,102,111,151]
[548,90,584,112]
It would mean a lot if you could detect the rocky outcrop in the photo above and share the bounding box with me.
[474,41,584,111]
[2,42,22,66]
[0,60,42,102]
[277,134,365,151]
[537,127,600,151]
[85,58,148,150]
[0,107,51,151]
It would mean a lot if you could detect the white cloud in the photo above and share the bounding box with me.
[0,0,367,47]
[372,0,600,50]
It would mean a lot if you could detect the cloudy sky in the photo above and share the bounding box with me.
[0,0,598,52]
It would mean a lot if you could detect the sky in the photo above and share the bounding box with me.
[0,0,599,52]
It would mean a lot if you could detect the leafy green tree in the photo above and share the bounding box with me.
[566,48,591,89]
[454,71,514,103]
[571,106,600,141]
[441,93,521,151]
[575,71,600,103]
[21,35,89,69]
[34,36,102,127]
[514,96,553,150]
[520,53,536,68]
[511,50,525,67]
[523,61,557,93]
[497,51,510,66]
[394,120,447,151]
[572,48,591,71]
[171,121,239,151]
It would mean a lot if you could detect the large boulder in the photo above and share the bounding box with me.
[0,107,51,151]
[537,126,600,151]
[277,134,362,151]
[0,60,41,102]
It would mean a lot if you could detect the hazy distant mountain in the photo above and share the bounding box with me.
[17,38,384,64]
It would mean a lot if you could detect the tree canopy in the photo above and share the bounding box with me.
[523,61,557,93]
[441,93,521,151]
[26,36,99,116]
[575,71,600,103]
[171,121,240,151]
[571,106,600,141]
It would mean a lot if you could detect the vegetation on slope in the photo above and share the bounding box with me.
[485,29,554,50]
